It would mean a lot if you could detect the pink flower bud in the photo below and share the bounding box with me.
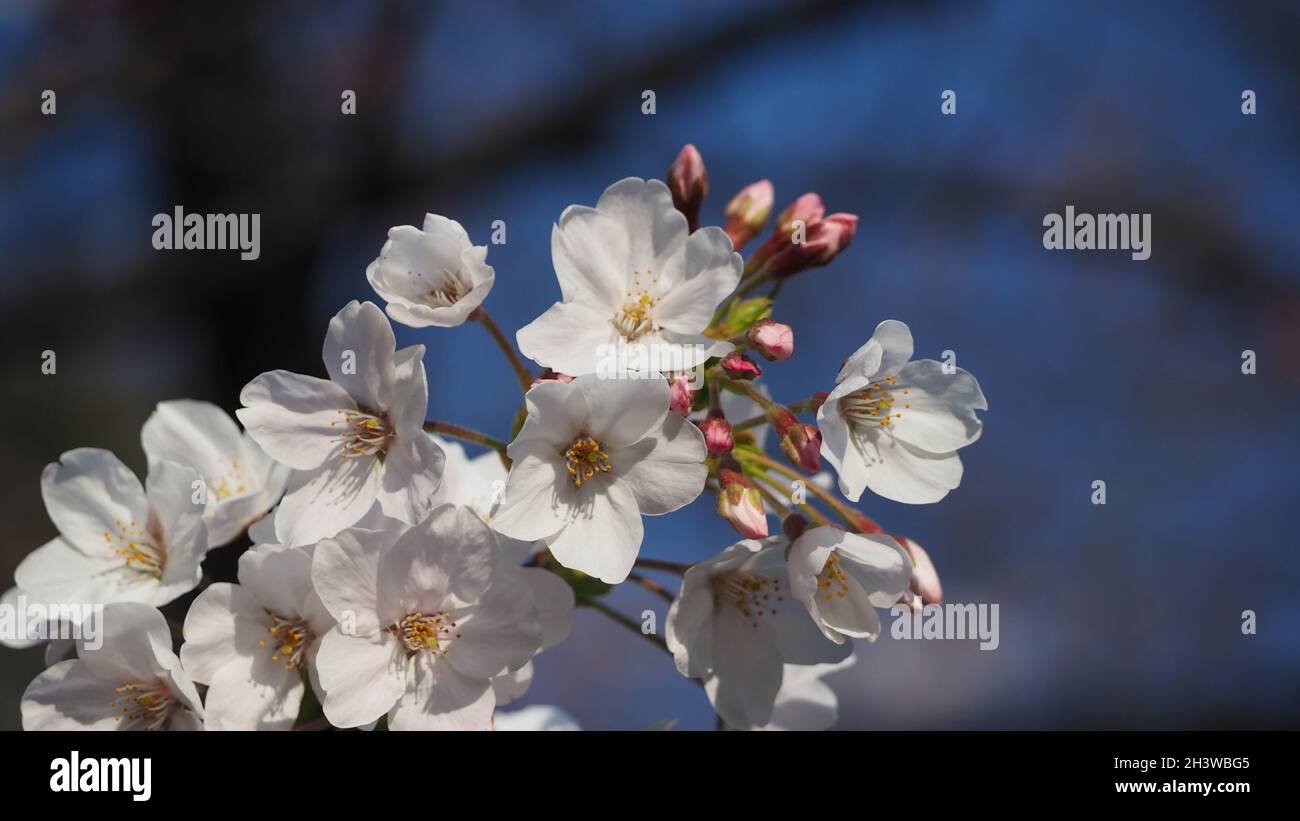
[530,369,574,390]
[717,469,768,539]
[897,536,942,610]
[761,212,859,280]
[723,179,773,250]
[667,372,694,416]
[779,422,822,473]
[668,144,708,232]
[775,193,825,235]
[699,412,734,457]
[720,350,762,380]
[746,318,794,361]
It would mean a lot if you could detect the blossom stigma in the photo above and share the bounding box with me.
[564,435,612,487]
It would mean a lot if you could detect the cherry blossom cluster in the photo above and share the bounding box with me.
[4,144,985,731]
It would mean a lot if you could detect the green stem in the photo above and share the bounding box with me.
[627,571,675,603]
[741,449,868,532]
[749,467,829,526]
[472,307,533,394]
[422,421,507,453]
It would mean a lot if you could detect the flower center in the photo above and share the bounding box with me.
[816,552,851,602]
[422,268,470,308]
[332,408,394,459]
[102,518,165,579]
[259,612,313,670]
[110,680,181,730]
[392,611,460,656]
[611,269,662,341]
[839,375,910,431]
[208,455,250,502]
[712,570,784,629]
[564,435,612,487]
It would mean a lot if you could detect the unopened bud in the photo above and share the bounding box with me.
[779,422,822,473]
[723,179,773,250]
[699,412,734,457]
[782,512,809,542]
[720,350,762,380]
[746,318,794,361]
[716,468,768,539]
[667,371,694,416]
[668,144,708,232]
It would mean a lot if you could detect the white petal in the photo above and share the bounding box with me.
[311,531,385,636]
[237,370,356,470]
[445,570,541,680]
[653,227,742,334]
[489,448,571,543]
[77,602,175,684]
[203,659,302,731]
[179,583,262,683]
[316,628,406,728]
[322,300,398,413]
[551,205,630,307]
[704,609,784,728]
[21,660,119,730]
[377,431,445,525]
[544,479,644,584]
[41,448,147,556]
[273,457,383,545]
[888,359,986,453]
[578,375,670,447]
[511,565,574,650]
[593,177,687,282]
[494,704,580,731]
[145,460,208,594]
[515,300,619,377]
[376,504,496,624]
[387,653,494,731]
[611,412,707,515]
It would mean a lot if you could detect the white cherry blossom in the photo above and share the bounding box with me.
[787,525,911,645]
[310,504,542,730]
[7,449,207,624]
[181,543,333,730]
[237,300,445,546]
[516,177,741,377]
[818,320,986,504]
[490,375,707,584]
[142,399,289,547]
[22,602,203,731]
[366,214,495,328]
[665,537,849,728]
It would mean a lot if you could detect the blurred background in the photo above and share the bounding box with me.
[1,0,1298,730]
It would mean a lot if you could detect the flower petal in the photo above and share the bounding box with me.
[237,370,356,470]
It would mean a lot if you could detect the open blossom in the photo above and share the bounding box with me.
[787,525,911,644]
[22,603,203,731]
[142,399,289,547]
[817,320,986,504]
[666,537,849,728]
[181,543,333,730]
[237,300,446,546]
[6,449,207,626]
[311,504,543,730]
[491,375,707,584]
[516,177,741,377]
[366,214,495,328]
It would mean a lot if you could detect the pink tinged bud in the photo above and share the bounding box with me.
[763,212,860,280]
[746,318,794,361]
[779,422,822,473]
[717,469,768,539]
[720,350,762,380]
[897,536,942,609]
[668,144,708,232]
[776,193,825,235]
[699,413,734,457]
[667,372,694,417]
[723,179,774,250]
[530,369,574,390]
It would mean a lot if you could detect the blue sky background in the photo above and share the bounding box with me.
[1,0,1297,729]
